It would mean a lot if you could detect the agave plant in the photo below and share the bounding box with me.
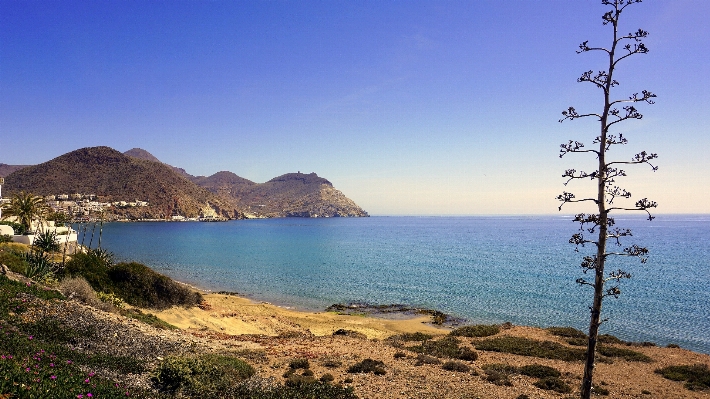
[86,247,115,267]
[22,251,55,279]
[33,230,60,254]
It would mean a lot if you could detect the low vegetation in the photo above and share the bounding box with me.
[63,251,202,309]
[473,335,652,363]
[655,364,710,391]
[481,363,570,393]
[409,336,478,361]
[347,359,386,375]
[450,324,500,338]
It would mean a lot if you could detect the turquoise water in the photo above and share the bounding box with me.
[89,215,710,354]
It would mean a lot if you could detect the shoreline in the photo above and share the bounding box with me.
[157,281,453,339]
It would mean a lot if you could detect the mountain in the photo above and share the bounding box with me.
[2,147,242,220]
[196,171,368,218]
[0,164,29,177]
[2,146,368,219]
[123,148,161,163]
[121,148,367,217]
[123,148,192,178]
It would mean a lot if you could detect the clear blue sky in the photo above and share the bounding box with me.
[1,1,708,215]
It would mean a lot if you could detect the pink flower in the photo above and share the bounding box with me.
[77,395,83,398]
[27,335,33,340]
[67,360,72,364]
[88,372,95,377]
[84,378,90,383]
[50,375,57,380]
[50,363,55,367]
[87,394,93,397]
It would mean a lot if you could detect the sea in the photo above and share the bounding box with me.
[84,215,710,354]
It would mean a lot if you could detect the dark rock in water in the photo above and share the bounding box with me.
[325,302,464,326]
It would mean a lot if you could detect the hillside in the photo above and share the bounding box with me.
[0,163,28,177]
[229,172,368,218]
[2,147,368,219]
[2,146,242,220]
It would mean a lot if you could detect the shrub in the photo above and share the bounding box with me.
[320,373,335,382]
[666,343,681,349]
[414,354,441,366]
[546,326,587,339]
[389,332,433,342]
[519,364,561,379]
[474,336,586,361]
[534,377,571,393]
[107,262,203,309]
[597,345,653,362]
[655,364,710,391]
[96,291,125,309]
[122,308,178,330]
[289,358,310,370]
[59,276,106,310]
[593,384,610,395]
[333,329,367,339]
[153,354,255,394]
[410,336,478,361]
[0,234,12,244]
[394,352,406,359]
[0,245,28,274]
[482,364,517,386]
[320,358,343,369]
[450,324,500,338]
[598,334,624,344]
[442,361,471,372]
[347,359,386,375]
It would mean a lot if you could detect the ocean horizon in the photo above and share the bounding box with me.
[88,214,710,354]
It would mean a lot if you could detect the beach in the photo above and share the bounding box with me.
[149,289,710,399]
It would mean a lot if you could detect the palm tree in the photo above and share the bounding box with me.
[0,191,49,233]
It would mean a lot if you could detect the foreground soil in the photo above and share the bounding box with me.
[13,284,710,399]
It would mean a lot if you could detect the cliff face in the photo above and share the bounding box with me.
[2,147,368,219]
[219,172,368,218]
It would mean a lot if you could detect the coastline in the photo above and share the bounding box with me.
[155,285,452,339]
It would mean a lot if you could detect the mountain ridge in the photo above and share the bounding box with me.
[1,147,368,219]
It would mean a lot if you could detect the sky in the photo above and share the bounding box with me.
[1,0,708,215]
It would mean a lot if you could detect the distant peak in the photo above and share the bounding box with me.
[124,148,161,163]
[267,172,332,186]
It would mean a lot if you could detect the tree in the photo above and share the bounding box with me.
[556,1,657,398]
[0,191,50,233]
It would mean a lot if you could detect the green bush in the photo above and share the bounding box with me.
[474,336,586,361]
[450,324,500,338]
[534,377,571,393]
[347,359,386,375]
[546,326,587,339]
[0,234,12,244]
[64,255,202,309]
[153,354,255,394]
[414,354,441,366]
[389,331,433,342]
[598,345,653,362]
[442,360,471,372]
[410,336,478,361]
[289,358,310,370]
[0,246,28,274]
[655,364,710,391]
[107,262,202,309]
[519,364,561,378]
[482,364,517,386]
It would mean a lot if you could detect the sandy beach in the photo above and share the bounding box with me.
[146,290,710,399]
